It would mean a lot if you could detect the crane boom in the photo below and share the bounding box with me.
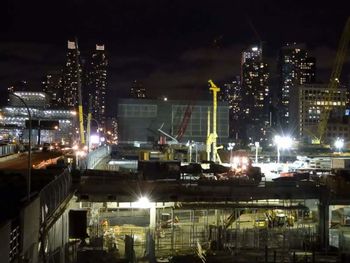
[176,104,194,141]
[317,18,350,144]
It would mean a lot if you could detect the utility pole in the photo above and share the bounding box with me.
[10,93,31,201]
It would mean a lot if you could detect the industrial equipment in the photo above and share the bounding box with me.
[206,80,221,163]
[75,38,85,145]
[176,103,194,141]
[86,97,92,151]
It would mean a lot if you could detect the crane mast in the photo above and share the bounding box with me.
[316,18,350,144]
[207,80,220,162]
[75,38,85,145]
[86,97,92,151]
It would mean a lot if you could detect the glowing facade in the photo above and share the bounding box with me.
[279,43,316,127]
[290,84,349,143]
[241,46,270,144]
[62,40,80,107]
[86,44,108,128]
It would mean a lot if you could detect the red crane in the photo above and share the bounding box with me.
[176,103,194,141]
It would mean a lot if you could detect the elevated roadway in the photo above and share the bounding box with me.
[0,151,62,170]
[77,171,329,203]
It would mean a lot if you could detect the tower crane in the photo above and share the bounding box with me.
[75,37,85,145]
[314,18,350,144]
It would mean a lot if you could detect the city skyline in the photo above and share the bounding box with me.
[1,1,350,114]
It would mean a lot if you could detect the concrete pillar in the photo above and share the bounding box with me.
[171,208,175,252]
[150,206,156,230]
[319,202,330,250]
[0,221,11,263]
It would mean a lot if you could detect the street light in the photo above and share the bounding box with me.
[274,135,292,164]
[10,93,32,201]
[227,142,235,163]
[334,138,344,153]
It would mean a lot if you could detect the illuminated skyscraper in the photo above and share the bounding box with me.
[130,80,146,99]
[221,76,242,118]
[241,46,270,144]
[62,40,80,107]
[279,43,316,128]
[220,76,242,139]
[87,44,108,127]
[241,46,262,64]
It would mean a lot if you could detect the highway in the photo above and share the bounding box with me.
[0,151,62,170]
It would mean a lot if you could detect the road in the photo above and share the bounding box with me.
[0,151,62,170]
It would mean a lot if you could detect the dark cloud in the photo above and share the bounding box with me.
[0,42,65,84]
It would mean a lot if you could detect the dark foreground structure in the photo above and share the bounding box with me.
[1,147,350,262]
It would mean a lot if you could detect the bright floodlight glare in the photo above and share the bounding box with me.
[274,135,292,149]
[90,135,100,144]
[334,138,344,150]
[135,196,151,209]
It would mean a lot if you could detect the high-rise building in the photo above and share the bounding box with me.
[220,76,242,138]
[300,57,316,84]
[221,76,242,118]
[241,46,270,144]
[290,84,349,144]
[62,40,80,107]
[42,71,63,107]
[241,46,262,64]
[86,44,108,128]
[279,43,316,128]
[130,80,146,99]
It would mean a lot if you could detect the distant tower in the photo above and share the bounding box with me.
[88,44,108,128]
[130,80,146,98]
[42,71,63,107]
[279,43,316,128]
[8,80,29,93]
[220,76,242,139]
[62,40,80,107]
[241,45,270,144]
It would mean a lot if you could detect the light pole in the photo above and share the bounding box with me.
[255,141,260,164]
[10,93,32,201]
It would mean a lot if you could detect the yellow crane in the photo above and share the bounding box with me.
[206,80,222,163]
[75,38,85,145]
[313,18,350,144]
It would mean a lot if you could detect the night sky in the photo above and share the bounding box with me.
[1,0,350,115]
